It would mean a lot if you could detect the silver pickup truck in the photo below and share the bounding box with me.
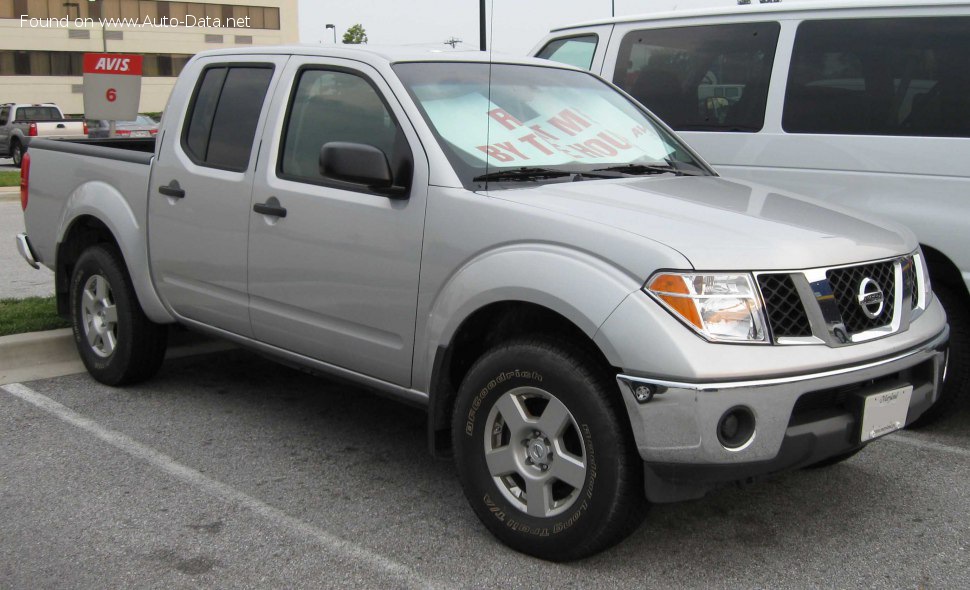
[17,46,948,561]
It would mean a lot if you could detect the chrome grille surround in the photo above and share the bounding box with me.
[755,252,926,347]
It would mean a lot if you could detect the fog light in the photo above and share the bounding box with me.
[717,406,755,450]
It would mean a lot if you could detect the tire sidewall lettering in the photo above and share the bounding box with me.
[467,369,597,538]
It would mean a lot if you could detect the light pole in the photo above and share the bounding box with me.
[325,23,336,44]
[479,0,485,51]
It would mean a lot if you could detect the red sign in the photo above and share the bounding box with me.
[82,53,143,76]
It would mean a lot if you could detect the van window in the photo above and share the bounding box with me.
[612,22,779,132]
[182,64,274,171]
[536,35,598,70]
[784,17,970,138]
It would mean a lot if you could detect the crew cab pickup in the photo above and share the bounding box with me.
[0,103,87,167]
[17,46,948,561]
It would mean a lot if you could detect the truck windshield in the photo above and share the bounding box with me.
[393,62,709,189]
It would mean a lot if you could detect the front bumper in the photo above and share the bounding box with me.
[16,233,39,269]
[615,327,948,502]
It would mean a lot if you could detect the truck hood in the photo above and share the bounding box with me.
[490,175,916,270]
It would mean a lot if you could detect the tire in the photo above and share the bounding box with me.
[70,245,168,385]
[804,445,865,469]
[451,337,647,561]
[11,140,23,168]
[910,285,969,427]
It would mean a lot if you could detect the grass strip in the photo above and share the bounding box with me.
[0,296,70,337]
[0,170,20,188]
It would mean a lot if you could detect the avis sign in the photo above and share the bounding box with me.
[82,53,143,121]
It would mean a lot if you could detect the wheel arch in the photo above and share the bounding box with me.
[55,185,173,324]
[427,300,623,458]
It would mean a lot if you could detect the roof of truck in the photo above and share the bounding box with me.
[551,0,970,31]
[190,45,562,68]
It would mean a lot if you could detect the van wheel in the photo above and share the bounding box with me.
[11,140,23,167]
[910,285,968,427]
[70,245,168,385]
[451,338,647,561]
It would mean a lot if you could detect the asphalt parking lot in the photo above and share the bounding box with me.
[2,348,968,589]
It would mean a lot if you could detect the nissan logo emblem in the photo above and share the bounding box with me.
[857,277,885,319]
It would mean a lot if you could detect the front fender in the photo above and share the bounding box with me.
[58,181,173,324]
[415,243,643,392]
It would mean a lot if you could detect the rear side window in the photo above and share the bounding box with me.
[784,17,970,137]
[0,106,8,126]
[278,68,411,193]
[182,64,274,171]
[536,35,598,70]
[612,22,780,132]
[15,107,61,121]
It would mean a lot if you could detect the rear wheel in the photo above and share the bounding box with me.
[451,338,647,561]
[11,140,23,167]
[70,245,168,385]
[910,285,968,427]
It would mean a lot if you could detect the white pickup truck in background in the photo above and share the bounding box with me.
[0,103,87,167]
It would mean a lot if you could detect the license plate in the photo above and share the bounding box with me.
[132,131,149,137]
[860,385,913,442]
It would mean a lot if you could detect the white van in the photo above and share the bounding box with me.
[532,0,969,423]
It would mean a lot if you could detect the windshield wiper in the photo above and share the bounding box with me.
[473,167,574,182]
[473,167,630,183]
[592,163,703,177]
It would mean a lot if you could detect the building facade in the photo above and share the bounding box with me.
[0,0,298,114]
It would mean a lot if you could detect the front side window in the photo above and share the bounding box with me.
[182,64,274,171]
[278,68,410,192]
[394,62,708,189]
[535,35,598,70]
[784,17,970,137]
[612,22,780,132]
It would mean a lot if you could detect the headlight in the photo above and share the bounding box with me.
[646,272,769,343]
[914,248,933,309]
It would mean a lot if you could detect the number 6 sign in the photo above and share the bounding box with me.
[82,53,143,121]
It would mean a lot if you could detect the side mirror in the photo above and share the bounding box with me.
[320,142,402,194]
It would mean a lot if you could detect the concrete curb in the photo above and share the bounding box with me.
[0,327,234,385]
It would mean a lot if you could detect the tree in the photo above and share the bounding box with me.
[342,24,368,44]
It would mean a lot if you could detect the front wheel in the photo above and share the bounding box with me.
[70,245,168,385]
[451,338,647,561]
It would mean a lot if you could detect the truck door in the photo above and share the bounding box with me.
[149,56,287,336]
[247,58,429,387]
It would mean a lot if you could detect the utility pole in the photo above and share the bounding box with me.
[479,0,486,51]
[325,23,336,44]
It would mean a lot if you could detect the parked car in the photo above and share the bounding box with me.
[86,115,160,139]
[0,103,87,166]
[532,0,970,424]
[17,46,948,560]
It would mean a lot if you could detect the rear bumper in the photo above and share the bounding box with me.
[615,327,948,501]
[16,233,40,269]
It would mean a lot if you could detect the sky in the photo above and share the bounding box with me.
[297,0,826,56]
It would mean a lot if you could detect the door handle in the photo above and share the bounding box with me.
[253,202,287,218]
[159,181,185,199]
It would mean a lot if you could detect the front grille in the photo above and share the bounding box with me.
[827,261,895,334]
[758,274,812,338]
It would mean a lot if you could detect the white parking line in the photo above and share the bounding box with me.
[1,382,440,590]
[886,431,970,458]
